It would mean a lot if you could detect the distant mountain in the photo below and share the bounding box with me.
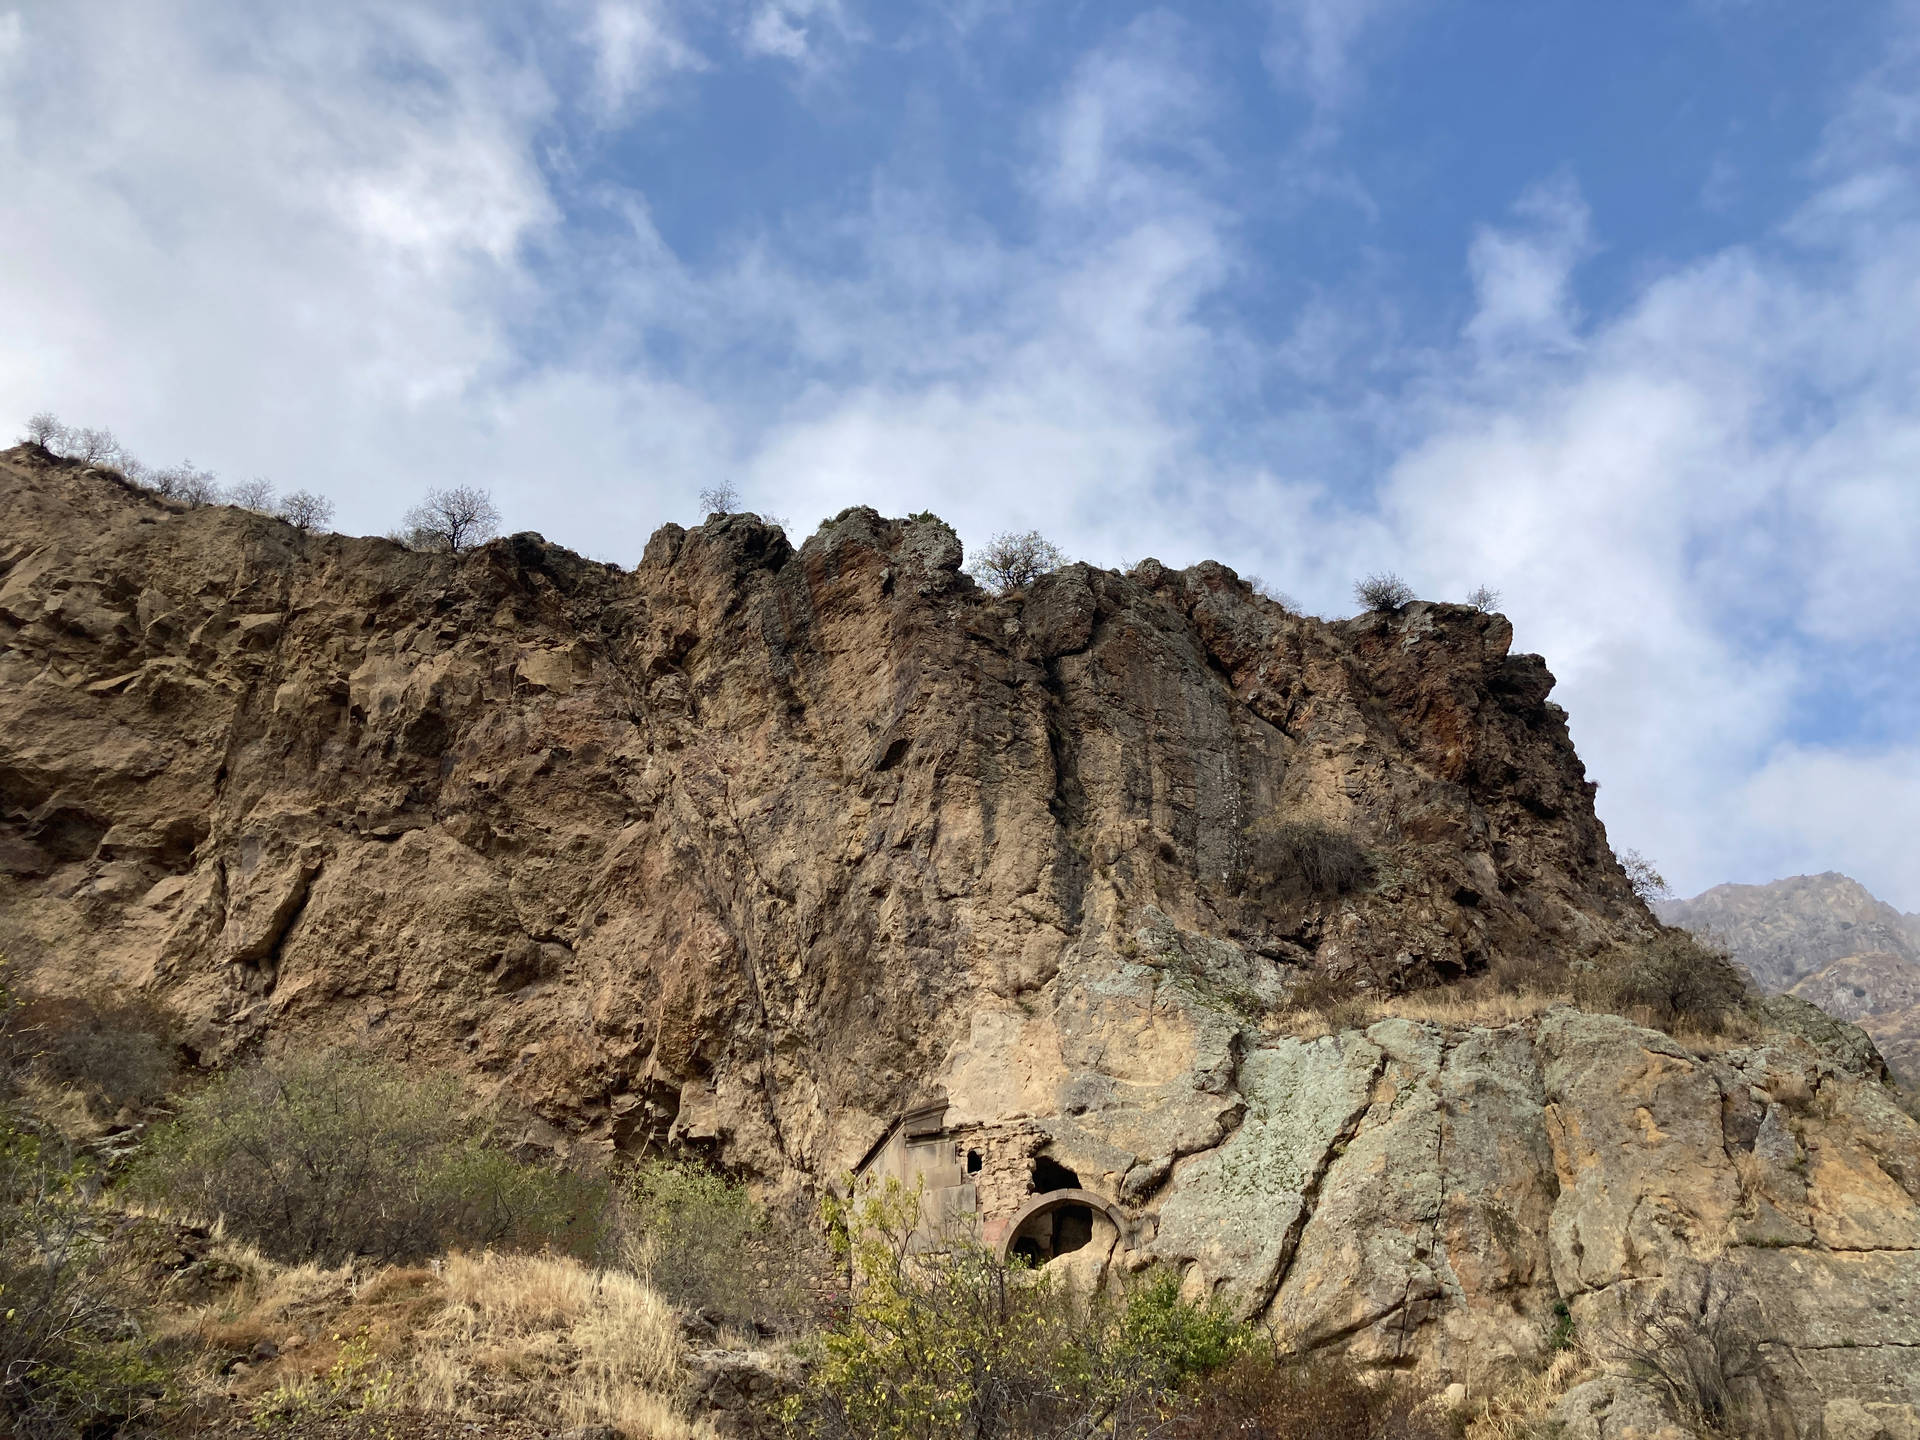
[1660,872,1920,1082]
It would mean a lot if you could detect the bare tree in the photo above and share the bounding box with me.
[150,462,221,506]
[274,489,335,532]
[1619,848,1671,904]
[22,412,68,450]
[1353,571,1416,611]
[402,485,501,553]
[968,530,1067,592]
[73,427,123,468]
[1465,584,1502,612]
[226,477,276,512]
[1246,576,1298,611]
[697,481,741,516]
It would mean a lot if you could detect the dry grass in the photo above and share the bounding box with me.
[147,1237,703,1439]
[1463,1350,1589,1440]
[413,1251,694,1438]
[1273,980,1565,1039]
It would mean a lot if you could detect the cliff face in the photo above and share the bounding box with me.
[6,448,1920,1430]
[0,444,1645,1173]
[1663,874,1920,1084]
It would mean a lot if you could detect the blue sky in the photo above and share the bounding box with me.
[3,0,1918,908]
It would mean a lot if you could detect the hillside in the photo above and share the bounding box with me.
[1662,873,1920,1082]
[4,445,1920,1437]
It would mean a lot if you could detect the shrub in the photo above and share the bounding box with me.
[125,1050,601,1265]
[274,489,335,532]
[1164,1349,1454,1439]
[401,485,500,554]
[0,969,159,1440]
[969,531,1068,593]
[618,1158,825,1332]
[792,1180,1257,1440]
[1595,1288,1783,1436]
[148,462,221,506]
[1353,572,1415,611]
[1572,930,1748,1034]
[1465,584,1502,612]
[1617,848,1671,904]
[1285,969,1374,1033]
[15,994,177,1118]
[697,481,741,515]
[1243,818,1372,904]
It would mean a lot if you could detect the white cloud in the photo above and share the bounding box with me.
[1740,747,1920,914]
[739,0,853,67]
[1263,0,1421,126]
[1039,13,1213,212]
[584,0,706,116]
[1463,177,1594,352]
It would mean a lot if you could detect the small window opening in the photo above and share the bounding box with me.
[967,1149,983,1175]
[1031,1154,1080,1193]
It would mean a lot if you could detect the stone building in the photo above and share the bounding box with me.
[849,1097,1128,1265]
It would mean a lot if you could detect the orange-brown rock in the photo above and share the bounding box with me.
[0,443,1647,1170]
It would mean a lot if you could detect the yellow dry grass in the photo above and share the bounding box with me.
[150,1240,703,1439]
[1276,980,1761,1057]
[1463,1349,1589,1440]
[1273,983,1566,1039]
[412,1250,696,1438]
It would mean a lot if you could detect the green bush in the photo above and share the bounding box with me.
[790,1180,1258,1440]
[1242,819,1372,904]
[619,1158,825,1332]
[125,1050,602,1265]
[0,968,161,1440]
[1573,929,1749,1034]
[16,994,177,1117]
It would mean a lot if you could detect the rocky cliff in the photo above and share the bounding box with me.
[4,447,1919,1434]
[1663,874,1920,1085]
[0,443,1648,1173]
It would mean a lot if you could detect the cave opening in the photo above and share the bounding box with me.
[1031,1154,1080,1193]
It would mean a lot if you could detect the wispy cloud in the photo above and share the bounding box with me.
[1463,177,1594,353]
[1262,0,1423,134]
[583,0,706,117]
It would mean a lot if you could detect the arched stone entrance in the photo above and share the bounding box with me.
[1001,1187,1128,1265]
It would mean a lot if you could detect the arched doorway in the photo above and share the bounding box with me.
[1001,1188,1127,1265]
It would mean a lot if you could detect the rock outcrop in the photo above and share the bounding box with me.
[0,444,1647,1173]
[5,447,1918,1431]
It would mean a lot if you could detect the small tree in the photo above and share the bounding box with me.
[1619,848,1670,903]
[72,428,122,468]
[1465,584,1502,612]
[697,481,741,516]
[968,530,1067,593]
[23,413,68,450]
[225,477,275,512]
[274,489,335,532]
[150,462,220,506]
[402,485,501,554]
[1353,571,1415,611]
